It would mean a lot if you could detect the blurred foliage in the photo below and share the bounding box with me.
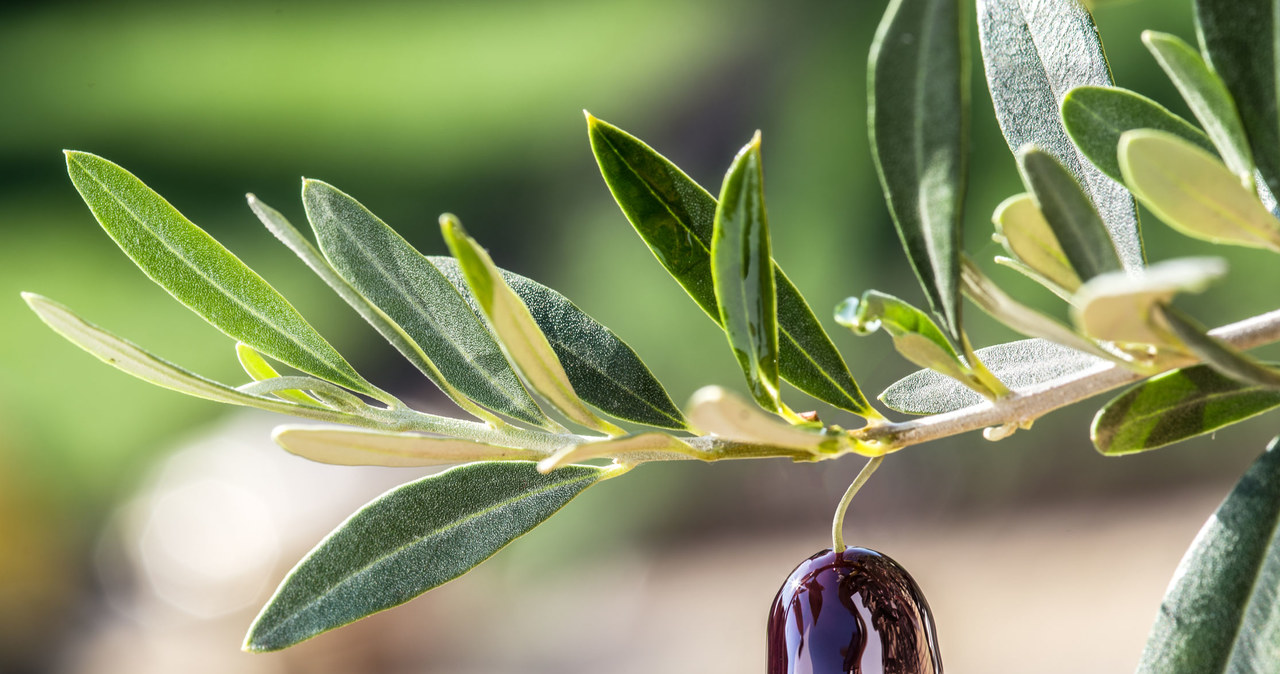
[4,0,1280,669]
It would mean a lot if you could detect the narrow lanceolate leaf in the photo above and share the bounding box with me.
[1017,146,1123,281]
[835,291,993,397]
[271,426,543,467]
[1194,0,1280,198]
[1137,437,1280,671]
[882,338,1108,415]
[712,133,781,412]
[441,217,623,436]
[244,461,608,651]
[301,180,551,429]
[1093,367,1280,455]
[1142,31,1255,187]
[1071,257,1226,346]
[24,293,327,416]
[1159,305,1280,389]
[686,386,855,456]
[868,0,969,338]
[976,0,1143,270]
[586,115,878,418]
[63,151,377,397]
[992,194,1081,294]
[430,257,687,430]
[1060,85,1215,185]
[236,342,317,406]
[1119,130,1280,252]
[537,433,701,473]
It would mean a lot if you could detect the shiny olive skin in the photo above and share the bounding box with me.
[766,547,942,674]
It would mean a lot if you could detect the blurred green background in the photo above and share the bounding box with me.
[3,0,1279,671]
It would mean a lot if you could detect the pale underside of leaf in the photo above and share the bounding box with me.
[881,338,1109,415]
[976,0,1143,269]
[537,433,703,473]
[441,217,622,436]
[1071,257,1226,346]
[272,425,544,467]
[429,257,688,430]
[686,386,856,456]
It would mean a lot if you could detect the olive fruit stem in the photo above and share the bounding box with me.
[832,455,884,551]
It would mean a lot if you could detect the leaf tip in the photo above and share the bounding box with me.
[583,109,597,125]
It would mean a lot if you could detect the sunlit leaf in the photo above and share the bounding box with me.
[536,433,701,473]
[24,293,331,417]
[869,0,968,337]
[1142,30,1255,187]
[836,290,996,398]
[1016,146,1123,281]
[1159,305,1280,389]
[711,133,781,412]
[1071,257,1226,346]
[236,342,317,406]
[271,426,543,467]
[686,386,857,456]
[244,462,608,651]
[63,151,379,397]
[976,0,1143,270]
[586,115,878,419]
[1118,130,1280,252]
[881,338,1108,415]
[301,181,553,429]
[429,257,687,430]
[441,216,623,435]
[1137,437,1280,671]
[1194,0,1280,198]
[992,194,1081,294]
[1060,85,1214,184]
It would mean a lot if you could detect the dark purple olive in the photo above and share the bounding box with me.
[766,547,942,674]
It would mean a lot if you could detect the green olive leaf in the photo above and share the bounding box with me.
[63,151,380,398]
[1118,130,1280,252]
[236,342,318,406]
[992,193,1081,294]
[882,338,1108,415]
[1016,146,1124,281]
[976,0,1143,270]
[1093,366,1280,455]
[868,0,969,338]
[1159,305,1280,389]
[301,181,554,429]
[961,259,1115,362]
[1137,437,1280,671]
[836,290,997,398]
[428,256,687,431]
[440,216,623,436]
[1071,257,1227,346]
[1193,0,1280,199]
[586,115,878,419]
[711,133,781,412]
[244,461,609,652]
[271,425,544,467]
[1142,30,1255,188]
[1060,85,1215,185]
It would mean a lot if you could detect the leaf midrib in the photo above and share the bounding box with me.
[258,470,598,643]
[72,157,349,381]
